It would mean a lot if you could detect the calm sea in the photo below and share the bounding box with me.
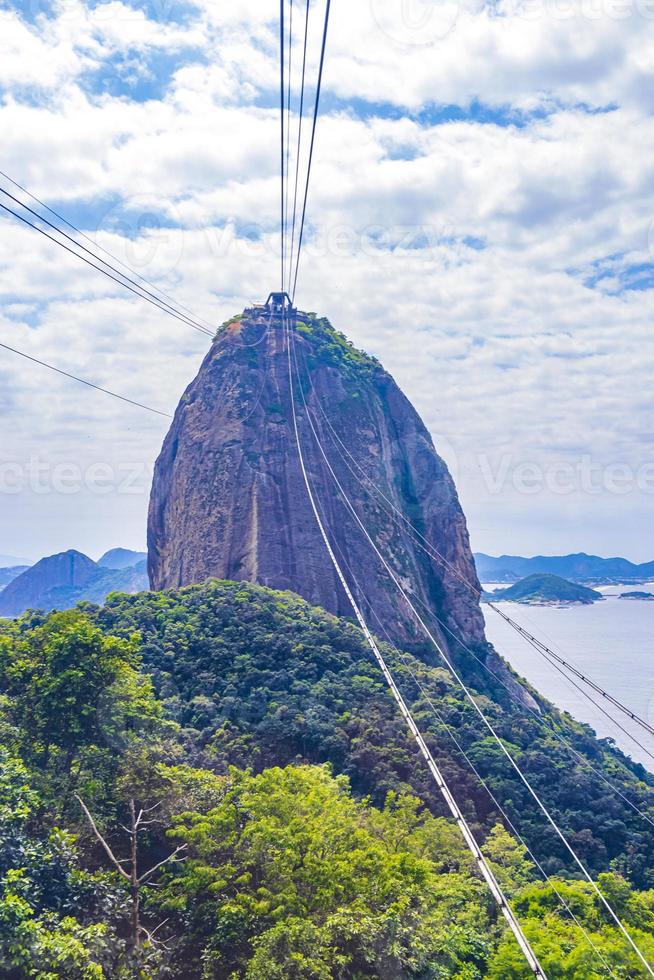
[482,584,654,771]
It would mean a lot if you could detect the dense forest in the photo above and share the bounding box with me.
[2,580,654,977]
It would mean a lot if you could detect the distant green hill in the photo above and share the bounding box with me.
[476,551,654,584]
[97,547,147,569]
[490,573,602,605]
[0,550,149,617]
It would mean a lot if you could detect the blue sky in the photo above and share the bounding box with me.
[0,0,653,562]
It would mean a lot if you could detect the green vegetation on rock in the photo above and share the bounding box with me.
[295,312,380,378]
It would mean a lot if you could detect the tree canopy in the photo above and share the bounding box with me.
[0,583,653,976]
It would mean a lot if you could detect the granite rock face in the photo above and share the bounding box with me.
[148,309,495,666]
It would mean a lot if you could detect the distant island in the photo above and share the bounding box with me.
[620,591,654,601]
[486,573,603,606]
[475,551,654,585]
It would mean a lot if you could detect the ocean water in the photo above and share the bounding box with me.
[481,584,654,771]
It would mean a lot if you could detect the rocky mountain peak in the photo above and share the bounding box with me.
[0,550,96,617]
[0,549,149,618]
[147,307,489,660]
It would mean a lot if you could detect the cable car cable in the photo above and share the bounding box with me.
[287,321,654,977]
[283,309,548,978]
[490,602,654,741]
[0,189,213,337]
[0,341,171,417]
[0,169,216,334]
[284,0,294,292]
[280,0,287,291]
[0,202,212,338]
[287,0,311,290]
[290,0,331,303]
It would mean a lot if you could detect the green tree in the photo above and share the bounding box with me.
[487,875,654,978]
[482,824,534,895]
[0,749,120,978]
[161,764,494,978]
[0,611,162,787]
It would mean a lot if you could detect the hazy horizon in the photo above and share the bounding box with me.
[3,540,652,568]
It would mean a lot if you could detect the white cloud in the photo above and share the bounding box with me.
[0,0,652,561]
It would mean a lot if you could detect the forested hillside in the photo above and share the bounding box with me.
[1,581,654,977]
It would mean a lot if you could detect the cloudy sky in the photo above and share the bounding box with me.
[0,0,653,564]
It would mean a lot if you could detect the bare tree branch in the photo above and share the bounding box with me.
[76,794,184,950]
[138,844,188,884]
[75,795,130,881]
[150,918,169,936]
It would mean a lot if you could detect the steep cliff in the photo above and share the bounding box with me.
[148,307,500,666]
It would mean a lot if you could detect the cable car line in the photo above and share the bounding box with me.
[0,168,216,335]
[490,602,654,740]
[286,323,654,976]
[0,341,171,418]
[0,202,213,338]
[0,190,213,338]
[290,329,654,828]
[412,586,654,825]
[290,0,331,302]
[331,542,617,978]
[284,0,294,293]
[0,187,214,338]
[282,309,548,978]
[287,0,311,291]
[510,625,654,765]
[307,387,654,750]
[280,0,287,291]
